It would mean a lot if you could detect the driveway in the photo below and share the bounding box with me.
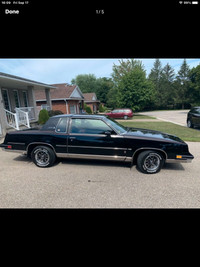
[139,110,190,126]
[0,141,199,208]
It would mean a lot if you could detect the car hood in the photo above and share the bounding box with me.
[123,127,185,144]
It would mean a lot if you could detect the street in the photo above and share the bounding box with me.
[0,141,199,208]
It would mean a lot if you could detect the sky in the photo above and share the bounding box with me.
[0,58,200,85]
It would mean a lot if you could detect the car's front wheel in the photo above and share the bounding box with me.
[136,150,165,174]
[187,119,193,128]
[31,146,56,168]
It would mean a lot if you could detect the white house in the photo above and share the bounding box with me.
[0,72,56,137]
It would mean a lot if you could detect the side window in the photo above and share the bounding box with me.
[56,118,68,133]
[70,119,115,135]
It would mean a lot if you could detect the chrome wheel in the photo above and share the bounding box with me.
[35,148,50,167]
[143,153,161,173]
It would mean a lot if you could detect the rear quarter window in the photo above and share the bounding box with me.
[41,117,60,131]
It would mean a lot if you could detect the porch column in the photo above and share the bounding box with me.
[0,87,8,136]
[81,100,84,113]
[27,86,38,120]
[45,88,52,110]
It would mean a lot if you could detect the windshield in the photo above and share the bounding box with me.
[104,117,127,134]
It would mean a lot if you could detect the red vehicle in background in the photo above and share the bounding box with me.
[106,108,133,120]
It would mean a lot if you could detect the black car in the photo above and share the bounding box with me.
[0,114,194,174]
[187,107,200,128]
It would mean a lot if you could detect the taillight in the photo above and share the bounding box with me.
[7,145,12,149]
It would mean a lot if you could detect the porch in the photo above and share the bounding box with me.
[0,72,57,136]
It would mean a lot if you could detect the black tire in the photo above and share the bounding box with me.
[31,146,56,168]
[136,150,165,174]
[187,119,193,128]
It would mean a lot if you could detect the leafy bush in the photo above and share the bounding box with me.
[85,106,92,114]
[38,109,49,125]
[99,104,106,112]
[48,110,63,117]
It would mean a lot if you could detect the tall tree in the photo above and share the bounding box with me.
[111,59,155,111]
[112,59,145,84]
[188,64,200,106]
[174,59,190,109]
[148,59,162,84]
[158,63,176,109]
[148,59,162,108]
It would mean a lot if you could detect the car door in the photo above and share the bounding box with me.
[67,117,127,160]
[53,117,69,154]
[110,110,118,119]
[191,108,200,126]
[195,108,200,126]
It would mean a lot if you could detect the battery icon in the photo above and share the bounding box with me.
[192,1,198,3]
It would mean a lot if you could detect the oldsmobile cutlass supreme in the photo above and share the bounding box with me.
[0,114,194,174]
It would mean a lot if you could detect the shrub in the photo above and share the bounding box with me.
[99,104,106,112]
[48,110,63,117]
[85,106,92,114]
[38,109,49,125]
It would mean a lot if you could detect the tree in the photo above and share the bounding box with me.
[111,59,155,111]
[71,74,115,107]
[71,74,98,93]
[148,59,162,84]
[148,59,162,108]
[188,64,200,106]
[106,86,121,109]
[174,59,190,109]
[112,59,146,85]
[158,63,176,109]
[95,77,114,104]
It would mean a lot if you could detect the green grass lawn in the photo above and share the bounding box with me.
[120,121,200,142]
[132,114,156,119]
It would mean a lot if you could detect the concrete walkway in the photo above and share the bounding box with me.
[139,110,190,127]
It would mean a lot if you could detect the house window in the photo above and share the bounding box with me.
[13,90,20,108]
[23,91,29,107]
[2,89,11,111]
[70,104,76,114]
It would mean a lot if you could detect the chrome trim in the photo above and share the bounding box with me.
[69,133,107,137]
[56,153,128,161]
[56,144,67,147]
[68,145,129,150]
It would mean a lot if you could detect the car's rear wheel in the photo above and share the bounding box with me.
[31,146,56,168]
[136,150,165,174]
